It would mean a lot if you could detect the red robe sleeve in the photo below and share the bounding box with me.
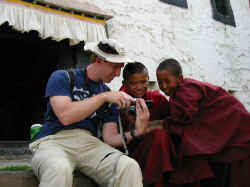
[165,81,204,127]
[165,79,250,158]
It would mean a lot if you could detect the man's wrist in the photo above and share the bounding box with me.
[130,129,142,142]
[101,92,109,103]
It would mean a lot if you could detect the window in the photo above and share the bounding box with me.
[211,0,236,27]
[160,0,188,9]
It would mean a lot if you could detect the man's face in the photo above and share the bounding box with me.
[124,72,149,98]
[157,70,182,96]
[97,57,124,83]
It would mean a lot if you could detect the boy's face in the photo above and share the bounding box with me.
[157,70,182,96]
[124,72,149,98]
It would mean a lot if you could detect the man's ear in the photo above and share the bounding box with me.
[95,57,105,64]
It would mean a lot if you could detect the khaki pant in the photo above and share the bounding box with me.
[29,129,143,187]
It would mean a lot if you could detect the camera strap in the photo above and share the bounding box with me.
[118,114,129,155]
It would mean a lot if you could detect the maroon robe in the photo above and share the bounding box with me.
[163,78,250,159]
[154,78,250,186]
[119,87,174,186]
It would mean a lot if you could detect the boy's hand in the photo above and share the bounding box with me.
[134,99,150,136]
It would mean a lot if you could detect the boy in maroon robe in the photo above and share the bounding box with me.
[119,62,175,187]
[120,62,167,118]
[155,58,250,187]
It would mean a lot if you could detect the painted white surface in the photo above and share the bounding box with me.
[84,0,250,111]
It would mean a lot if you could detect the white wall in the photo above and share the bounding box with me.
[85,0,250,111]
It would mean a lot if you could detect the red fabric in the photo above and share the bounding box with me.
[168,156,214,184]
[135,130,214,185]
[121,80,250,186]
[120,86,214,185]
[120,87,214,185]
[132,129,215,185]
[132,129,175,185]
[120,87,173,185]
[229,157,250,187]
[198,158,250,187]
[161,78,250,161]
[151,78,250,186]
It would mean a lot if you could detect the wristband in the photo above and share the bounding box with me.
[130,129,142,142]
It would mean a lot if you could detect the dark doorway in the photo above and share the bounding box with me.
[0,22,88,140]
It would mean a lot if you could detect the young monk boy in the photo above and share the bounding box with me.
[155,58,250,187]
[119,62,175,187]
[120,62,167,118]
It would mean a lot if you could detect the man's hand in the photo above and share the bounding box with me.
[134,99,150,136]
[103,91,135,109]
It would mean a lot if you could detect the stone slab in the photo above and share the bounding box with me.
[0,170,99,187]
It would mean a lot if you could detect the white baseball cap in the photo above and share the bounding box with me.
[84,39,132,63]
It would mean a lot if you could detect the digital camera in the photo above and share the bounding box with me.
[128,99,153,115]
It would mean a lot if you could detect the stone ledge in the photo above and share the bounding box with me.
[0,141,99,187]
[0,141,31,160]
[0,169,99,187]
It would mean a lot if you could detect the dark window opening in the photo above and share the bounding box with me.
[159,0,188,9]
[211,0,236,27]
[0,22,90,140]
[215,0,228,16]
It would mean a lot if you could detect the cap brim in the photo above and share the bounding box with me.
[84,42,132,63]
[84,42,97,52]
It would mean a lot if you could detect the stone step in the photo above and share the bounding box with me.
[0,141,99,187]
[0,141,31,160]
[0,158,31,169]
[0,159,99,187]
[0,170,99,187]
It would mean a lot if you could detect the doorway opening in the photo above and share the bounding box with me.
[0,22,89,140]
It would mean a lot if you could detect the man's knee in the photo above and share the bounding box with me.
[114,155,143,187]
[50,159,74,176]
[118,155,141,173]
[37,160,74,187]
[34,156,74,181]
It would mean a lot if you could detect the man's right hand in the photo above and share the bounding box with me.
[103,91,135,109]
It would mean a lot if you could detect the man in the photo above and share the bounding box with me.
[29,39,150,187]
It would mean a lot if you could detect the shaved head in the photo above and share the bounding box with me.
[156,59,182,76]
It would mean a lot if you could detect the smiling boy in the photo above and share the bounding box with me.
[120,62,175,187]
[156,58,250,187]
